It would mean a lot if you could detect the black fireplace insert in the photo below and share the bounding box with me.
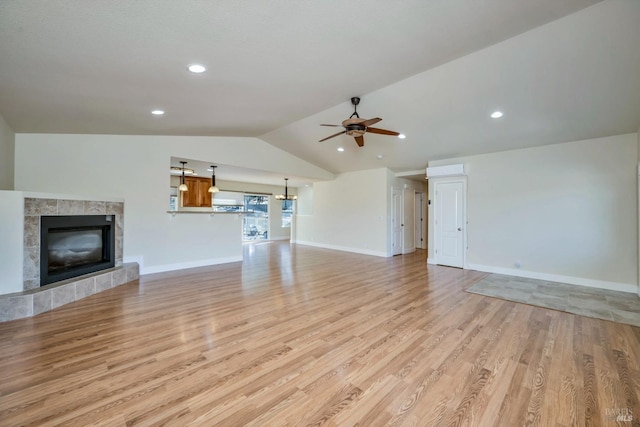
[40,215,115,286]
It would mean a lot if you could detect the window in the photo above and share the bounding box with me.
[282,200,293,228]
[243,195,269,240]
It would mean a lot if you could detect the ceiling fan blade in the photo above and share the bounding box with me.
[320,124,341,127]
[360,117,382,127]
[355,136,365,147]
[366,127,400,136]
[319,130,346,142]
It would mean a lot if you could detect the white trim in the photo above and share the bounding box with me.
[268,236,291,241]
[427,257,437,264]
[426,164,465,178]
[414,191,426,250]
[395,169,426,179]
[294,240,388,258]
[432,177,468,269]
[402,246,416,255]
[467,263,638,294]
[135,256,243,275]
[391,186,404,256]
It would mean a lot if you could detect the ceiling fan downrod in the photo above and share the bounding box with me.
[349,97,360,118]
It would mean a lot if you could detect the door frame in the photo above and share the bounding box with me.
[391,186,403,256]
[414,191,425,249]
[432,177,467,269]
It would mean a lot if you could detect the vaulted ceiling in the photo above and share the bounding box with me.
[1,0,639,177]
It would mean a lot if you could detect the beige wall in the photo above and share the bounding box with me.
[14,133,331,274]
[0,114,15,190]
[429,133,638,292]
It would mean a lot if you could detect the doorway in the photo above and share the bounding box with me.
[414,192,426,249]
[434,179,466,268]
[391,187,403,255]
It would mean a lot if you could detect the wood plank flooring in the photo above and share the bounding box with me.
[1,242,639,426]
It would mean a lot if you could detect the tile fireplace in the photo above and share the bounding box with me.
[0,194,139,323]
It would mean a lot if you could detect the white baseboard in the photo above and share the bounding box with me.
[427,258,437,265]
[293,240,388,258]
[466,263,638,294]
[402,246,416,255]
[269,236,291,241]
[137,256,243,275]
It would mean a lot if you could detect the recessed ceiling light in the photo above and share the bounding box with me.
[187,64,206,73]
[337,147,344,152]
[376,154,383,159]
[304,184,310,187]
[398,134,406,139]
[151,110,165,115]
[491,111,503,119]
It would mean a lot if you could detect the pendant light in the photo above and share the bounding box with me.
[275,178,297,200]
[208,165,219,193]
[178,161,188,192]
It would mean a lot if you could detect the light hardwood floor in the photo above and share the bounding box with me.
[1,242,639,426]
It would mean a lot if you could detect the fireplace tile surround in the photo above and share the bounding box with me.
[0,194,139,323]
[23,197,125,290]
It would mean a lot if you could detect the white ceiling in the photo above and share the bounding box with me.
[1,0,639,179]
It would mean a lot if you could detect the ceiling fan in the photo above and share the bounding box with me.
[319,97,400,147]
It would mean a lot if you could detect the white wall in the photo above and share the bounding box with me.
[14,134,332,274]
[295,168,388,256]
[296,185,313,216]
[0,114,15,190]
[292,185,314,243]
[0,191,24,294]
[428,133,638,292]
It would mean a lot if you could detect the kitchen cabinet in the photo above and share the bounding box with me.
[181,176,212,207]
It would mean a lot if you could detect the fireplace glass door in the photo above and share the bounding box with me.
[40,215,115,286]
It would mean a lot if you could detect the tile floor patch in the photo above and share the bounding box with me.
[466,274,640,327]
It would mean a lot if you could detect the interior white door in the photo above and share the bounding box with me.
[435,181,464,267]
[392,187,403,255]
[414,192,424,249]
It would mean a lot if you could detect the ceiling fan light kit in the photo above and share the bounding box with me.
[319,97,400,147]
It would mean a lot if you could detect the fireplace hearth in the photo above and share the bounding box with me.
[40,215,116,286]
